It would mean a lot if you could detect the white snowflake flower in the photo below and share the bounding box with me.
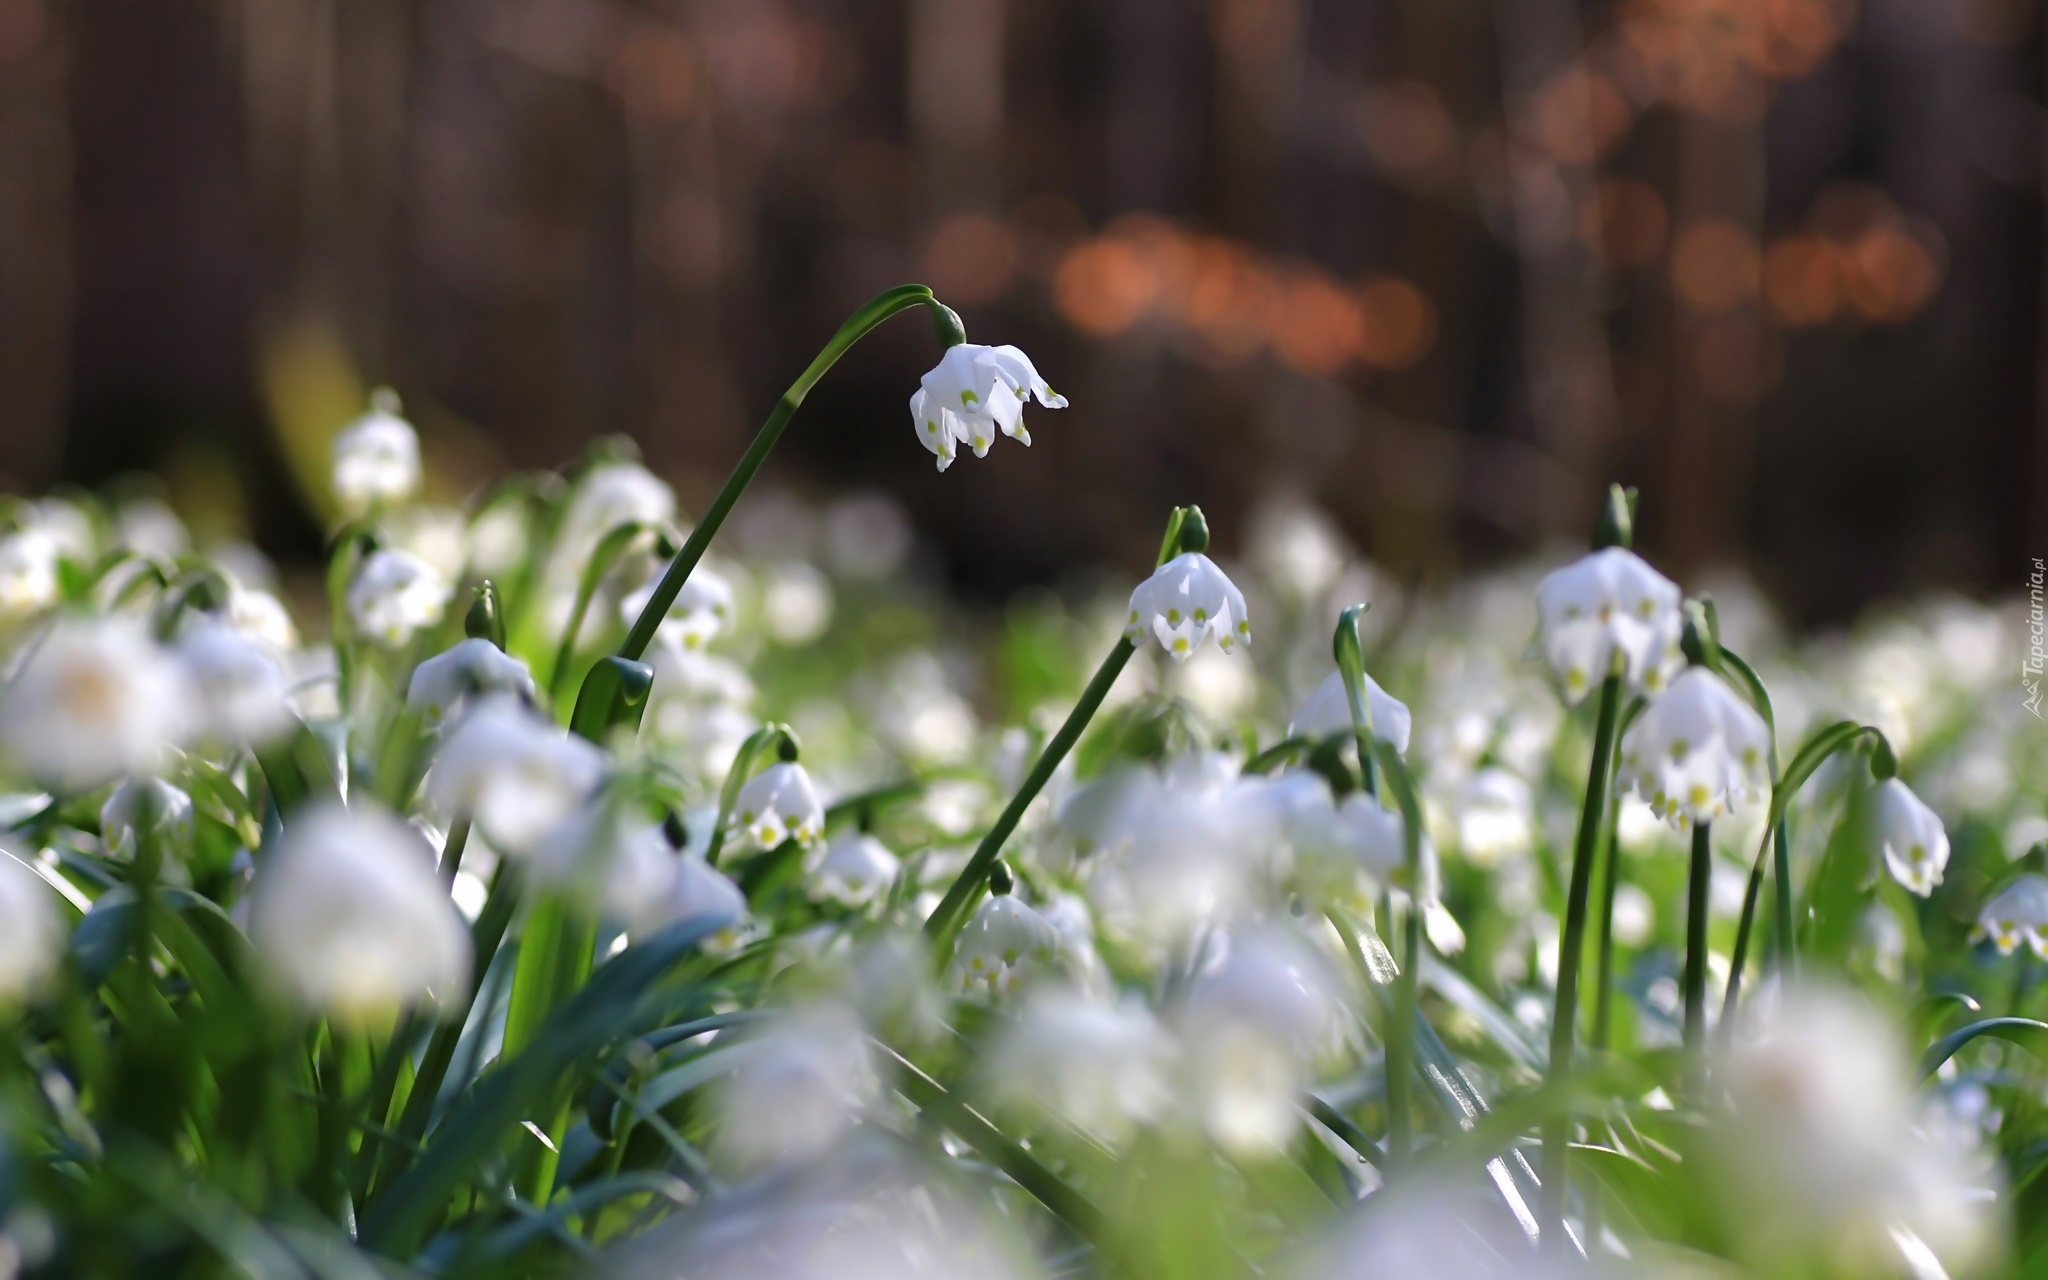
[247,801,471,1024]
[811,830,900,907]
[713,1005,877,1173]
[346,549,449,648]
[1288,667,1412,753]
[177,619,294,747]
[1973,874,2048,957]
[1124,552,1252,661]
[1618,667,1771,826]
[984,989,1173,1145]
[0,528,60,622]
[621,565,734,652]
[910,343,1066,471]
[733,761,824,850]
[1873,779,1949,898]
[406,638,536,722]
[425,699,607,855]
[0,619,190,793]
[1535,546,1683,701]
[331,398,422,513]
[100,777,194,860]
[952,893,1063,999]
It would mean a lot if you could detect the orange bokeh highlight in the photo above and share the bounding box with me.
[1671,219,1761,312]
[925,214,1018,306]
[1579,178,1670,266]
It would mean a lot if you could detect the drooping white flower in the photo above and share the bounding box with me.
[621,565,734,652]
[1972,874,2048,957]
[1124,552,1251,660]
[331,400,422,513]
[1535,546,1683,701]
[0,846,64,1006]
[547,460,676,581]
[1710,983,2003,1275]
[0,619,189,792]
[100,778,194,860]
[425,699,607,855]
[733,761,824,850]
[346,549,449,648]
[177,620,294,747]
[1288,667,1412,753]
[910,343,1066,471]
[1872,779,1949,897]
[811,830,900,907]
[984,989,1172,1145]
[228,587,299,653]
[247,801,470,1024]
[1618,667,1771,825]
[1178,926,1346,1154]
[405,638,536,721]
[712,1005,877,1173]
[643,853,749,940]
[0,528,60,622]
[952,893,1062,998]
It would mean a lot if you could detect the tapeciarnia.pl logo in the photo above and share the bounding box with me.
[2027,558,2046,719]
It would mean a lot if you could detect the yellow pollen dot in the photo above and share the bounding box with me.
[1909,844,1926,863]
[1173,638,1189,653]
[1637,599,1655,617]
[961,390,979,406]
[1567,669,1587,691]
[1237,619,1249,633]
[1669,738,1689,760]
[1167,608,1182,624]
[1193,608,1207,623]
[1689,784,1710,807]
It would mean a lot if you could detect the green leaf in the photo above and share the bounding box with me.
[1918,1018,2048,1082]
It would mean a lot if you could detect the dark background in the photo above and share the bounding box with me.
[3,0,2042,622]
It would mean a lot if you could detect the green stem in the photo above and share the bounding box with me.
[1590,804,1622,1052]
[1540,672,1622,1250]
[1365,739,1424,1173]
[1683,821,1712,1055]
[923,638,1135,950]
[617,285,944,663]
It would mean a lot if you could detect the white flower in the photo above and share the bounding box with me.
[713,1006,877,1173]
[1535,546,1683,701]
[0,846,63,1006]
[1178,926,1345,1154]
[910,343,1066,471]
[346,550,449,648]
[0,619,189,792]
[984,990,1172,1144]
[952,893,1062,998]
[100,778,194,859]
[247,801,470,1024]
[621,566,733,652]
[425,700,607,855]
[643,853,749,940]
[1711,983,2003,1275]
[406,638,536,721]
[733,761,824,850]
[811,830,900,907]
[1872,779,1949,897]
[1454,768,1535,865]
[1973,874,2048,957]
[228,588,298,652]
[1124,552,1251,660]
[1288,667,1412,752]
[1618,667,1771,825]
[548,461,676,580]
[177,620,294,747]
[0,528,60,622]
[331,401,421,513]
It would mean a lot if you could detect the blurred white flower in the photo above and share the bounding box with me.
[762,562,834,646]
[384,505,471,583]
[550,460,676,579]
[0,619,189,792]
[714,1006,877,1173]
[1247,502,1349,604]
[114,498,188,559]
[734,761,824,850]
[1711,983,2003,1275]
[227,587,298,653]
[346,549,449,648]
[585,816,747,942]
[1972,874,2048,957]
[248,801,470,1024]
[1873,779,1949,897]
[1178,926,1346,1154]
[1288,667,1412,753]
[331,398,421,513]
[1125,552,1251,660]
[0,528,60,622]
[623,566,734,652]
[406,638,536,721]
[1618,667,1770,825]
[1282,1176,1564,1279]
[1454,768,1534,865]
[426,700,606,854]
[0,847,61,1007]
[811,830,899,907]
[985,989,1172,1144]
[99,777,194,860]
[177,620,294,747]
[911,343,1066,470]
[823,493,913,579]
[953,892,1063,998]
[1535,546,1682,701]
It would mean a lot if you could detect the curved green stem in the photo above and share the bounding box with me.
[1540,671,1623,1250]
[1590,798,1622,1052]
[618,285,946,663]
[1366,738,1426,1173]
[1683,821,1712,1056]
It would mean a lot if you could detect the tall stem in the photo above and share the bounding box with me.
[1540,672,1622,1249]
[923,638,1135,949]
[1590,808,1622,1052]
[1684,820,1712,1054]
[618,285,945,662]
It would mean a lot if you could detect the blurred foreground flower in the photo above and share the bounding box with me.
[347,549,449,648]
[406,637,537,721]
[248,801,470,1023]
[0,618,188,792]
[0,845,62,1006]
